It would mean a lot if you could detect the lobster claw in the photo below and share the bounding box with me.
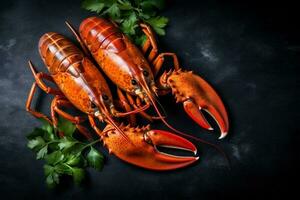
[102,124,198,170]
[163,70,229,139]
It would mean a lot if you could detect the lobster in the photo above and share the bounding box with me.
[62,16,230,168]
[26,32,199,170]
[73,17,229,140]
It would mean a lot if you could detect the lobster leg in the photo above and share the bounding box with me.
[117,88,137,126]
[140,23,158,62]
[135,97,162,121]
[26,82,53,124]
[140,24,180,77]
[88,115,103,138]
[28,61,63,95]
[152,53,180,76]
[126,93,160,122]
[118,85,157,123]
[26,61,64,124]
[142,38,151,54]
[118,87,158,123]
[51,96,86,125]
[51,96,92,140]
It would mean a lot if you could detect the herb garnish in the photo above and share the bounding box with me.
[82,0,168,45]
[26,117,104,188]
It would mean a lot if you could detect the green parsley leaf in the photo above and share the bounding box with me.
[142,0,165,10]
[62,143,85,155]
[46,172,60,188]
[118,0,132,10]
[82,0,105,13]
[106,3,121,19]
[44,164,54,176]
[45,151,64,165]
[40,119,54,135]
[66,154,84,166]
[135,34,147,46]
[121,12,138,35]
[145,16,168,35]
[36,145,48,159]
[27,136,45,151]
[138,12,151,20]
[58,137,77,150]
[57,117,76,137]
[87,147,104,171]
[55,163,73,176]
[72,168,85,185]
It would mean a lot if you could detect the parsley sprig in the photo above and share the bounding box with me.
[27,117,104,188]
[82,0,169,45]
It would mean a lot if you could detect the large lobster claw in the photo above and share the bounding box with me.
[102,124,198,170]
[160,69,229,139]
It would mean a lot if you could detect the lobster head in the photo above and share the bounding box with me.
[102,124,198,170]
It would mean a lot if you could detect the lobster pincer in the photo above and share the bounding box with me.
[102,124,198,170]
[159,69,229,139]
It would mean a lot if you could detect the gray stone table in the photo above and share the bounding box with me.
[0,0,298,199]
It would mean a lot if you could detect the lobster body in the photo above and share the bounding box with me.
[79,17,154,95]
[39,32,112,114]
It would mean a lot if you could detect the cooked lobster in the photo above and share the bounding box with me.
[76,17,229,139]
[26,32,199,170]
[26,16,229,170]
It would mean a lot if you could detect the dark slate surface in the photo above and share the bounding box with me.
[0,0,299,199]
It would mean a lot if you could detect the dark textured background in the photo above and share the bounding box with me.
[0,0,299,199]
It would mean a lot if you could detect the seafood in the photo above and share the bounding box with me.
[26,16,230,170]
[26,33,199,170]
[77,17,229,139]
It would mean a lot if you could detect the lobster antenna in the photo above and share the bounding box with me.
[117,103,150,117]
[152,94,168,117]
[65,21,91,57]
